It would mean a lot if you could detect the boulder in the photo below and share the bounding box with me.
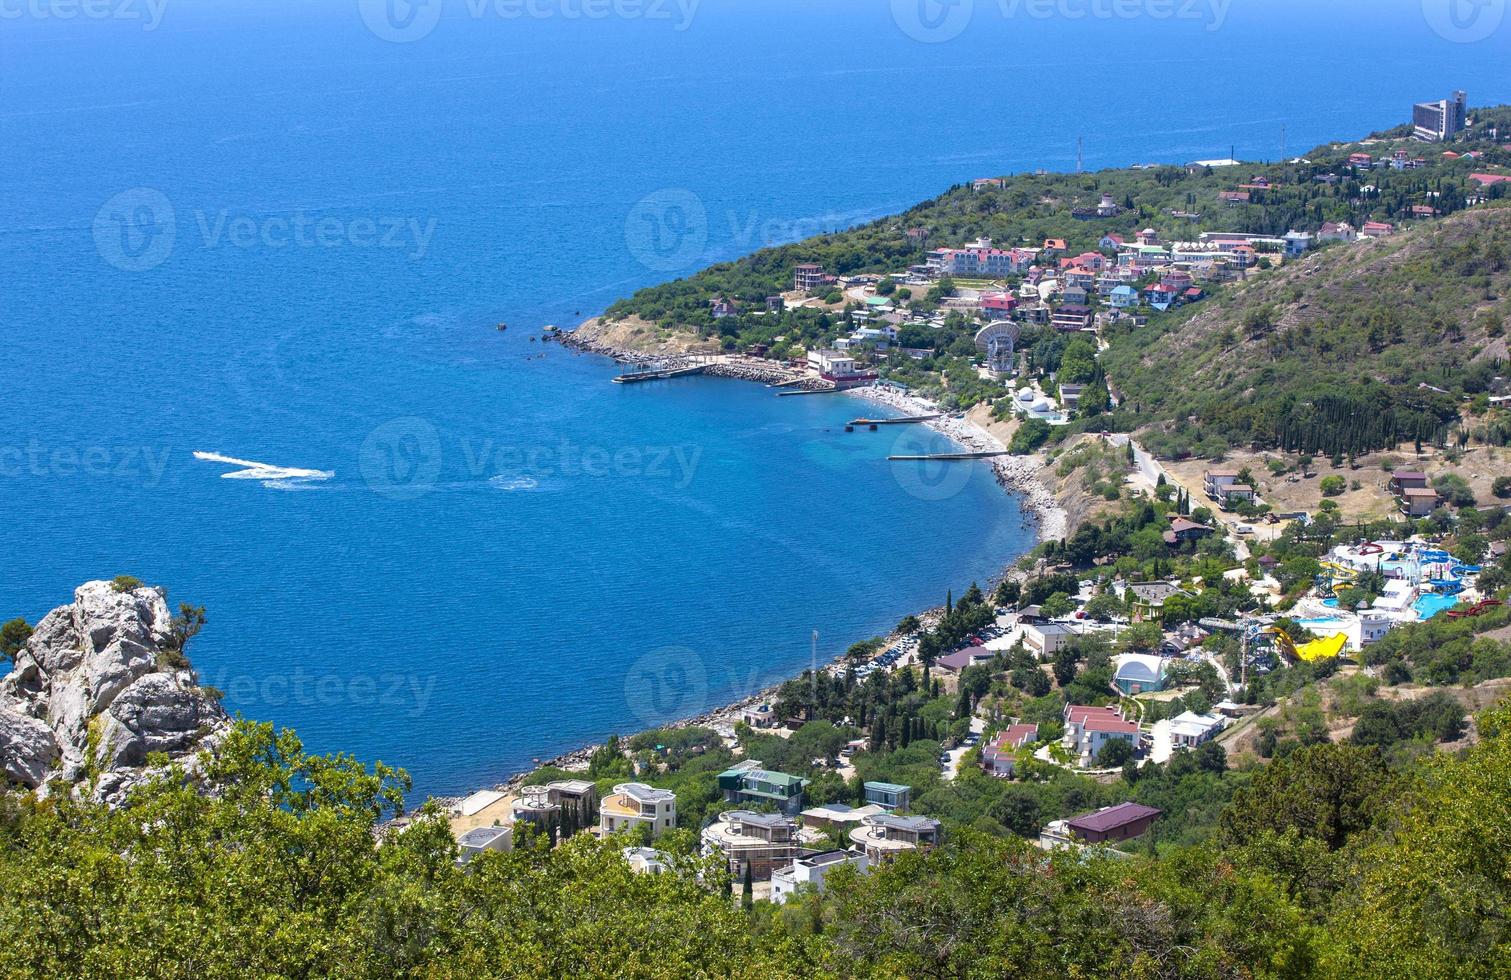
[0,708,60,788]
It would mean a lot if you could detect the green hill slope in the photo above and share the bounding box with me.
[1102,206,1511,458]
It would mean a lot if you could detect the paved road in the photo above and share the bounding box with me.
[941,716,986,782]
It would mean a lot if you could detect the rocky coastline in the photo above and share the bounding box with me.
[559,321,1071,541]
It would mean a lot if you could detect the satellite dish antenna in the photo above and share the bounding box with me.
[974,321,1020,377]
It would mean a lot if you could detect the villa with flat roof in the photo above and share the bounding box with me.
[769,849,869,905]
[718,761,809,815]
[702,809,813,879]
[511,779,598,828]
[862,781,912,811]
[599,782,677,839]
[849,813,942,864]
[798,802,886,833]
[455,825,512,865]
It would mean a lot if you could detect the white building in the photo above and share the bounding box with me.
[599,782,678,838]
[769,849,869,904]
[1168,711,1226,749]
[807,349,856,377]
[1283,230,1314,257]
[455,825,512,865]
[1022,622,1075,659]
[622,846,672,874]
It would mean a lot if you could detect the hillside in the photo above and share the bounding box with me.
[593,107,1511,465]
[604,136,1510,341]
[1104,206,1511,458]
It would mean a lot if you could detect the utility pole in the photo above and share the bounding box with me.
[811,630,819,709]
[1280,123,1287,162]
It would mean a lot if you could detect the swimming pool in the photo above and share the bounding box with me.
[1413,593,1460,620]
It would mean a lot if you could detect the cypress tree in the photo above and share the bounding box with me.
[741,863,753,911]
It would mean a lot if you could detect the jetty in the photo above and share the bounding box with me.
[776,386,842,397]
[849,414,941,426]
[888,451,1010,461]
[612,364,709,384]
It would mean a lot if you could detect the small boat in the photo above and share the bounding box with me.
[496,322,508,331]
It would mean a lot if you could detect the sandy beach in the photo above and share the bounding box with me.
[845,384,1070,542]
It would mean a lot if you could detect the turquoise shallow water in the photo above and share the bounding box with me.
[2,1,1508,794]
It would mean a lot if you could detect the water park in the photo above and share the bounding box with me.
[1246,538,1496,669]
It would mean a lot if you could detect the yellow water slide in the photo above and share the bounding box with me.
[1264,627,1349,663]
[1320,561,1359,583]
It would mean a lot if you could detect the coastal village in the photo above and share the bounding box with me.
[441,93,1511,906]
[9,3,1511,969]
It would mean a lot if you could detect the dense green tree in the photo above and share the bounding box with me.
[0,619,31,660]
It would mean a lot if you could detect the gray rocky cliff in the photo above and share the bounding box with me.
[0,581,230,805]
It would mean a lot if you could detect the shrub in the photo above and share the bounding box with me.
[111,576,143,593]
[1320,475,1346,497]
[1095,738,1134,767]
[1433,473,1476,507]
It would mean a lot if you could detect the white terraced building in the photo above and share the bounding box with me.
[599,782,677,838]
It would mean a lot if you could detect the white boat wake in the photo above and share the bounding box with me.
[193,451,334,488]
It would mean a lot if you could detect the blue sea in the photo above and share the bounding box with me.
[3,0,1507,795]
